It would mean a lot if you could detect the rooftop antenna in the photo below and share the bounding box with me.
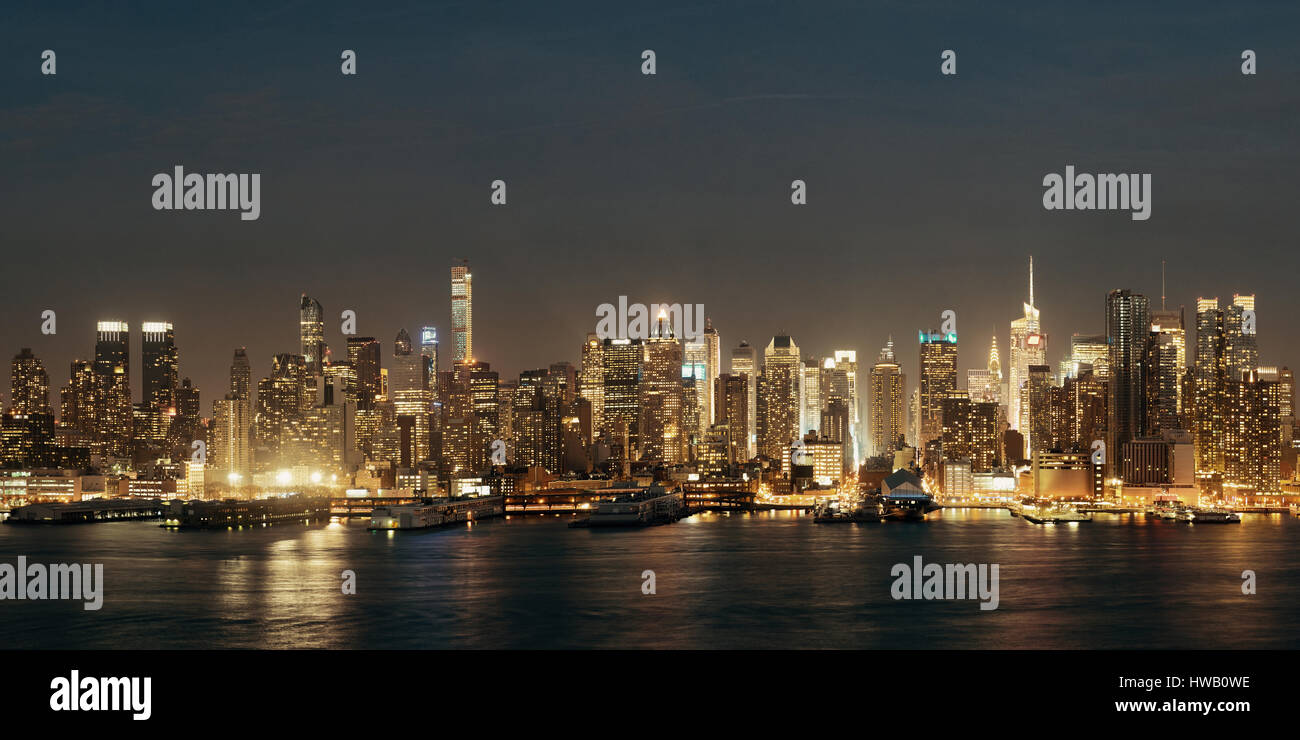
[1029,255,1034,308]
[1161,260,1167,310]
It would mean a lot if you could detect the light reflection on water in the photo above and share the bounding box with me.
[1,510,1297,649]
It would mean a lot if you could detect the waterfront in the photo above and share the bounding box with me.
[2,509,1297,650]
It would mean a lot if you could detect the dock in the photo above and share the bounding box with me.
[161,496,332,529]
[368,496,504,530]
[4,499,164,524]
[570,485,686,527]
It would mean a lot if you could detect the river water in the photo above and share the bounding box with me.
[2,509,1296,649]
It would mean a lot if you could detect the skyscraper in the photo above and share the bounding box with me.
[1193,297,1226,476]
[1107,289,1150,477]
[94,320,129,378]
[390,328,431,465]
[640,312,684,464]
[94,321,132,458]
[580,333,605,434]
[1068,334,1110,379]
[868,339,905,457]
[601,338,642,462]
[420,327,439,394]
[1224,294,1258,380]
[254,353,311,461]
[760,335,801,468]
[800,358,822,437]
[1027,364,1053,455]
[918,330,958,450]
[230,347,251,401]
[1150,291,1186,421]
[730,341,758,458]
[346,336,381,408]
[715,372,750,464]
[1009,257,1046,435]
[704,319,721,425]
[1223,368,1280,495]
[828,350,860,464]
[141,321,178,413]
[9,348,50,416]
[299,294,326,376]
[451,260,473,363]
[684,336,711,439]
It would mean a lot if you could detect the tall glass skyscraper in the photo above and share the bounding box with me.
[730,341,758,458]
[141,321,178,412]
[1106,289,1150,478]
[299,294,326,376]
[451,260,473,363]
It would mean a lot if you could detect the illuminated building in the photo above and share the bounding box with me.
[1224,294,1257,380]
[730,341,758,458]
[868,338,905,456]
[513,369,548,468]
[473,362,503,452]
[451,260,472,363]
[791,433,844,485]
[684,336,711,438]
[800,358,821,436]
[601,338,642,462]
[918,329,957,450]
[1224,368,1281,496]
[1194,297,1226,476]
[697,426,731,476]
[703,319,721,426]
[390,329,431,465]
[580,333,605,434]
[941,396,999,472]
[168,377,201,457]
[1033,449,1103,499]
[715,373,749,463]
[1145,329,1183,435]
[347,336,381,408]
[1009,257,1045,434]
[9,348,50,416]
[141,321,178,413]
[59,360,100,449]
[1149,304,1186,417]
[230,347,251,401]
[94,320,129,378]
[1068,334,1109,379]
[760,335,801,470]
[95,320,134,460]
[1027,364,1052,455]
[254,353,310,462]
[828,350,860,464]
[640,313,684,464]
[101,364,132,459]
[299,294,326,376]
[820,398,851,471]
[212,393,251,483]
[420,327,439,394]
[1107,289,1149,478]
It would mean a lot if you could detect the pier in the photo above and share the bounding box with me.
[4,499,164,524]
[161,496,332,529]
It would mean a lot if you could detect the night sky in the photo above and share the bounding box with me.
[2,1,1297,409]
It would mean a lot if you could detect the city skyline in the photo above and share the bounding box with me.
[2,261,1283,426]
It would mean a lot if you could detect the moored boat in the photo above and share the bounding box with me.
[1178,507,1241,524]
